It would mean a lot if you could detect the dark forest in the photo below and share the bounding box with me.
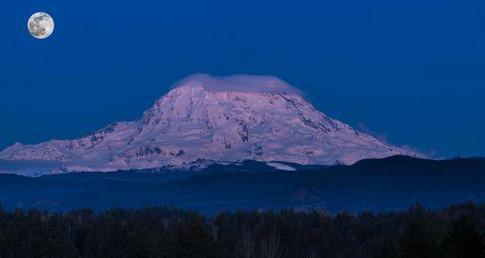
[0,203,484,258]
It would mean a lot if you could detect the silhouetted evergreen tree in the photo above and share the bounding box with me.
[441,216,485,258]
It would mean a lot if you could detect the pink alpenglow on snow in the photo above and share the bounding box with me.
[0,74,417,175]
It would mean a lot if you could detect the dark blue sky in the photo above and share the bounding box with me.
[1,0,484,158]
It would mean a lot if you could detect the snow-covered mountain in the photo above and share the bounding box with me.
[0,74,415,174]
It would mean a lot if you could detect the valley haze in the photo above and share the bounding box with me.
[0,74,416,176]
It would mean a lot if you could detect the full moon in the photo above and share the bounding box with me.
[28,12,55,39]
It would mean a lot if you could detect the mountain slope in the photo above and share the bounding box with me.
[0,74,415,174]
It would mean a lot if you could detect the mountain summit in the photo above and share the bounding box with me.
[0,74,415,173]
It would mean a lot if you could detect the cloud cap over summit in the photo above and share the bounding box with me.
[171,74,303,95]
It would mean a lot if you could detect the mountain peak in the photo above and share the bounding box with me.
[171,74,302,95]
[0,74,416,175]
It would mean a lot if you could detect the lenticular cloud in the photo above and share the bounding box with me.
[172,74,303,95]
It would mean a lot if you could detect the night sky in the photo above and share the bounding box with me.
[1,0,484,158]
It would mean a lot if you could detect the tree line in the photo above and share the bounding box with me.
[0,203,484,258]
